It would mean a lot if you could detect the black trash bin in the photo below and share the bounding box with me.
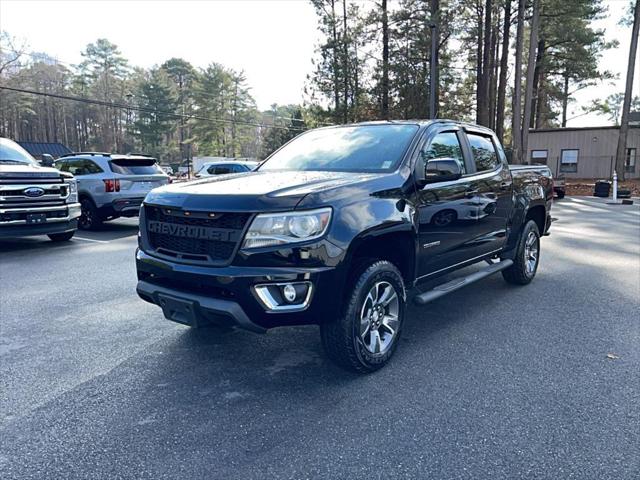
[594,180,611,197]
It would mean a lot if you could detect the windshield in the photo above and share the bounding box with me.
[0,138,38,166]
[259,124,419,173]
[109,158,164,175]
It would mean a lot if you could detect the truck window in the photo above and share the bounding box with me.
[422,132,466,174]
[467,133,499,172]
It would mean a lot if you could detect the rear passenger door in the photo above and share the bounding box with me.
[461,129,513,256]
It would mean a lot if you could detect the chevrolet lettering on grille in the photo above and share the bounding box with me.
[147,221,238,242]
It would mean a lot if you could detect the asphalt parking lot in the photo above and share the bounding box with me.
[1,197,638,479]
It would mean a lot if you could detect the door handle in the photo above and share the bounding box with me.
[500,182,512,190]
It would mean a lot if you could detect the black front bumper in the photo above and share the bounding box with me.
[137,279,266,333]
[136,249,344,331]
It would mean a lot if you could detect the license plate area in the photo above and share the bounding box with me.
[26,213,47,224]
[157,294,199,326]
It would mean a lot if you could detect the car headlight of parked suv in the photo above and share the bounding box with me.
[66,179,78,203]
[242,207,332,249]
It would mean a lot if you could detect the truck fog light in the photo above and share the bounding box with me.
[283,284,297,303]
[253,282,313,311]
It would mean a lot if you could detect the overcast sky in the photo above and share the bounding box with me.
[0,0,636,127]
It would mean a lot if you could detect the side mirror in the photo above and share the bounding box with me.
[423,158,463,184]
[41,154,55,167]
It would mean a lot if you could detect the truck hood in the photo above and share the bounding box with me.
[144,170,382,211]
[0,163,66,180]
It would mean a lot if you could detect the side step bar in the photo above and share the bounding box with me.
[414,259,513,305]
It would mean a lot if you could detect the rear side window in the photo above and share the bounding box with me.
[215,165,234,175]
[60,159,104,175]
[109,159,163,175]
[467,133,499,172]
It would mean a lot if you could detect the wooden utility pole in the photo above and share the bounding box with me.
[496,0,511,142]
[429,0,440,119]
[511,0,526,163]
[522,0,540,165]
[381,0,390,119]
[615,0,640,181]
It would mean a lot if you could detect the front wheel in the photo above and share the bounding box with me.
[502,220,540,285]
[320,260,406,373]
[47,230,75,242]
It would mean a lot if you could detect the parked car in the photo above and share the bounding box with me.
[194,161,259,178]
[160,165,174,175]
[135,121,553,373]
[554,174,566,199]
[0,137,80,241]
[55,153,170,230]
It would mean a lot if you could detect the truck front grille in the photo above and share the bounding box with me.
[144,206,251,264]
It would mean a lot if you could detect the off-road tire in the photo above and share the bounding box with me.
[320,260,406,373]
[47,230,75,242]
[502,220,540,285]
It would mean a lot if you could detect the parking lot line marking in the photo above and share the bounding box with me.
[73,236,110,244]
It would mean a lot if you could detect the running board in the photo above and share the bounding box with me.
[414,259,513,305]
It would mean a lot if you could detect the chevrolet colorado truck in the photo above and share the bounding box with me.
[136,121,552,372]
[0,138,80,241]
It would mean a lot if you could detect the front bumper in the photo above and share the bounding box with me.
[0,203,80,238]
[136,249,344,330]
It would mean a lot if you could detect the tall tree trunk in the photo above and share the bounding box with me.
[477,0,492,126]
[342,0,349,123]
[331,0,340,122]
[615,0,640,181]
[381,0,390,119]
[496,0,511,142]
[476,1,484,123]
[488,20,499,129]
[530,38,545,128]
[512,0,526,163]
[561,71,569,127]
[430,0,440,118]
[522,0,540,165]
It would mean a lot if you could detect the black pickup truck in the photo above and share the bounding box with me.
[136,120,552,372]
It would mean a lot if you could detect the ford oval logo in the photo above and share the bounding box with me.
[24,187,45,198]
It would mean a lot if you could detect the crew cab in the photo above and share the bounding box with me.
[0,138,80,241]
[54,153,170,230]
[135,121,553,372]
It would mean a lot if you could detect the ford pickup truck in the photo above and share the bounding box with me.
[0,138,80,241]
[136,120,552,372]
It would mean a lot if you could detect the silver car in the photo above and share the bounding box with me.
[194,160,259,178]
[55,153,169,230]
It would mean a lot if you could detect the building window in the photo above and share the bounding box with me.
[626,148,636,173]
[530,150,548,165]
[560,149,579,173]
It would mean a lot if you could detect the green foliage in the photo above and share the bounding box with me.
[132,68,178,158]
[586,93,640,125]
[260,106,307,159]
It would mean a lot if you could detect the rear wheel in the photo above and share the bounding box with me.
[79,198,101,230]
[502,220,540,285]
[47,230,75,242]
[320,260,405,373]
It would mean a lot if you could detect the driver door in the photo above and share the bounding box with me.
[413,127,480,278]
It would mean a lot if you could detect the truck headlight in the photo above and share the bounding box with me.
[66,179,78,203]
[242,207,332,249]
